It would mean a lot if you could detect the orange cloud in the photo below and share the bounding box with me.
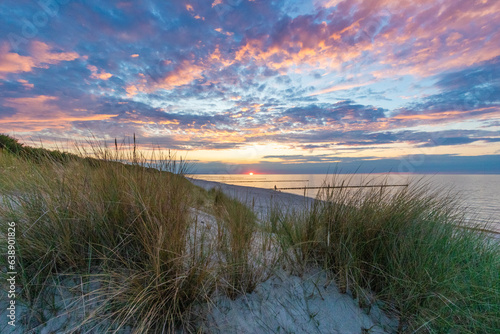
[232,26,369,74]
[17,79,34,89]
[130,60,205,93]
[125,84,139,97]
[87,64,113,80]
[308,80,376,96]
[0,41,79,79]
[127,120,180,125]
[157,60,204,89]
[0,95,117,132]
[215,28,234,36]
[212,0,223,7]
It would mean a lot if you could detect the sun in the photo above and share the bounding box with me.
[249,172,254,175]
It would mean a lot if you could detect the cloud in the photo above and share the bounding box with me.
[392,56,500,126]
[0,41,79,79]
[149,60,205,91]
[225,0,500,80]
[0,0,499,172]
[282,101,386,124]
[87,65,113,80]
[0,46,34,78]
[0,95,117,132]
[308,80,376,96]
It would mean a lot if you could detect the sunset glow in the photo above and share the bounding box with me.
[0,0,499,173]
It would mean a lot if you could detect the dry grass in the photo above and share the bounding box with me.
[0,137,260,332]
[271,175,500,333]
[211,188,259,298]
[1,136,498,333]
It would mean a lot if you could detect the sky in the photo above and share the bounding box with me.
[0,0,499,174]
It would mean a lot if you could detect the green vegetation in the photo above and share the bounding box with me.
[0,135,263,332]
[271,176,500,333]
[1,135,498,333]
[0,134,77,164]
[212,188,260,298]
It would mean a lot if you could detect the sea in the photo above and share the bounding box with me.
[190,173,500,233]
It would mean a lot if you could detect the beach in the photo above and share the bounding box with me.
[0,178,397,334]
[188,178,317,220]
[1,150,498,333]
[187,178,397,333]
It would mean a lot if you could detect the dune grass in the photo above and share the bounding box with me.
[0,136,262,332]
[271,175,500,333]
[1,135,499,333]
[211,188,259,298]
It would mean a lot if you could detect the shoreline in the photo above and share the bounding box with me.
[0,178,396,334]
[188,177,500,237]
[1,152,497,332]
[187,178,317,220]
[187,178,398,333]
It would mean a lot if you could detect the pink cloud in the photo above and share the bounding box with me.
[373,0,500,76]
[308,80,376,96]
[390,107,500,129]
[129,59,206,93]
[228,0,500,79]
[0,95,117,132]
[17,79,34,89]
[0,41,80,79]
[30,41,80,65]
[87,64,113,80]
[0,45,35,78]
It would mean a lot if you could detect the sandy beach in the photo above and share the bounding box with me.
[188,177,317,220]
[0,178,397,333]
[187,178,398,333]
[3,170,498,333]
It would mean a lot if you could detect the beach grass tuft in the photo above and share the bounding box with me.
[1,135,499,333]
[271,176,500,333]
[211,188,259,298]
[0,136,217,332]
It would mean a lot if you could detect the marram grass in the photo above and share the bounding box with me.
[271,176,500,333]
[0,136,259,332]
[1,135,499,333]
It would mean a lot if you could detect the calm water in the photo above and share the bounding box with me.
[190,174,500,232]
